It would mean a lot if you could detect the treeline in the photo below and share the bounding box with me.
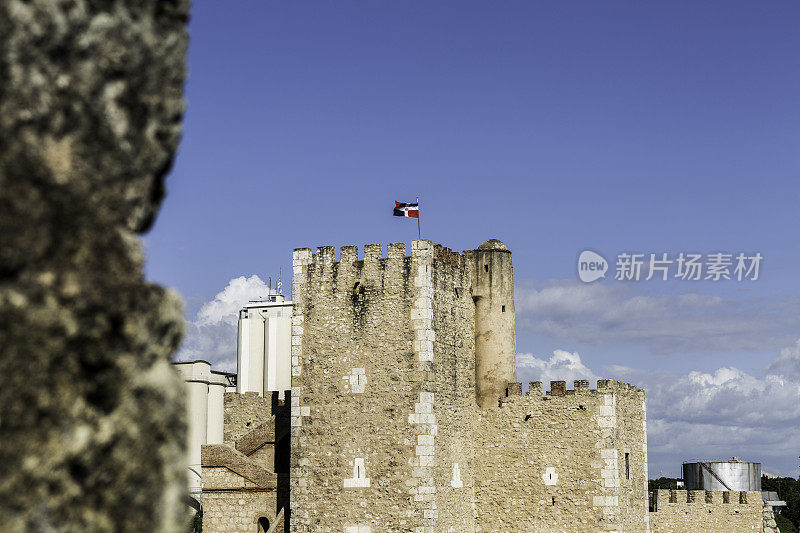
[648,477,682,490]
[763,476,799,533]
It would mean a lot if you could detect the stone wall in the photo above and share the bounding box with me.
[409,243,476,533]
[201,466,277,533]
[649,489,763,532]
[0,1,191,531]
[225,391,274,443]
[289,241,476,532]
[763,501,779,533]
[474,379,649,533]
[287,240,653,533]
[203,401,290,533]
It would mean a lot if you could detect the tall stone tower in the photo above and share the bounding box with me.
[471,239,517,408]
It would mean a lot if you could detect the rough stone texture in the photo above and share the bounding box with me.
[762,501,779,533]
[213,239,769,532]
[475,380,649,532]
[200,467,276,533]
[0,0,190,234]
[289,242,433,532]
[0,1,191,531]
[649,489,763,532]
[224,391,275,443]
[469,242,516,409]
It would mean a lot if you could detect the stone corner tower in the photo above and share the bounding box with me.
[471,239,517,408]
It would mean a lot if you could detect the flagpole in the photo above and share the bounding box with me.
[416,196,421,239]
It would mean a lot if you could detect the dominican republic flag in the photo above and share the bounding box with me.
[393,201,419,218]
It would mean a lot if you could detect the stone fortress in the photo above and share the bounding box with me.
[196,239,775,533]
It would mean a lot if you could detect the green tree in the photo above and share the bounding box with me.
[776,514,797,533]
[762,476,800,531]
[188,509,202,533]
[648,477,682,490]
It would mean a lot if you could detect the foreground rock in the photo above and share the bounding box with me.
[0,1,191,531]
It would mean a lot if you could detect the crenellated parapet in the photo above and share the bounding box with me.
[291,242,471,308]
[500,378,645,402]
[650,489,763,533]
[289,240,477,533]
[652,489,760,507]
[287,239,656,533]
[293,242,471,272]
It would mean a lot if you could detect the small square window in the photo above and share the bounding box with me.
[501,305,506,312]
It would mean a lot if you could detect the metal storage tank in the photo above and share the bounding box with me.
[682,458,761,491]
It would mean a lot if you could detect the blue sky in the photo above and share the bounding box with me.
[144,1,800,477]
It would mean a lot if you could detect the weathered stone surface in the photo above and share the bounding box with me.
[0,1,191,531]
[224,391,274,444]
[0,0,189,233]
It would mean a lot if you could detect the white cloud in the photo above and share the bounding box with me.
[651,368,800,429]
[615,347,800,477]
[175,275,271,371]
[768,338,800,379]
[517,350,596,387]
[518,341,800,477]
[516,280,800,354]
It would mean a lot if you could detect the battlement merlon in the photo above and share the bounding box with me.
[292,239,471,306]
[293,240,469,266]
[652,489,761,507]
[502,379,645,400]
[291,240,472,295]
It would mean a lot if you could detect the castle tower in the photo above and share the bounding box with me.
[472,239,517,408]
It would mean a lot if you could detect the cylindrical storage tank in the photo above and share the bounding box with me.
[183,361,210,493]
[237,309,250,394]
[237,309,265,395]
[206,374,226,445]
[472,239,517,408]
[682,459,761,491]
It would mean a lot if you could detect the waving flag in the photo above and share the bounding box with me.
[393,201,419,219]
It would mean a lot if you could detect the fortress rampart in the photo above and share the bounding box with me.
[649,489,763,532]
[474,379,649,532]
[202,391,290,533]
[287,240,652,532]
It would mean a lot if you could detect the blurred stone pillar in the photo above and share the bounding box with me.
[0,1,192,531]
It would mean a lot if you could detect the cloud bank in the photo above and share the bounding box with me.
[518,349,596,386]
[516,280,800,354]
[175,275,272,371]
[517,347,800,477]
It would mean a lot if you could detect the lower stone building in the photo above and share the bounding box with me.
[201,392,290,532]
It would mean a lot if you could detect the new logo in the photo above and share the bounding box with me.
[578,250,608,283]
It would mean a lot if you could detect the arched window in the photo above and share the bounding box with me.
[257,517,270,532]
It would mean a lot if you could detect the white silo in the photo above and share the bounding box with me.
[236,294,293,395]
